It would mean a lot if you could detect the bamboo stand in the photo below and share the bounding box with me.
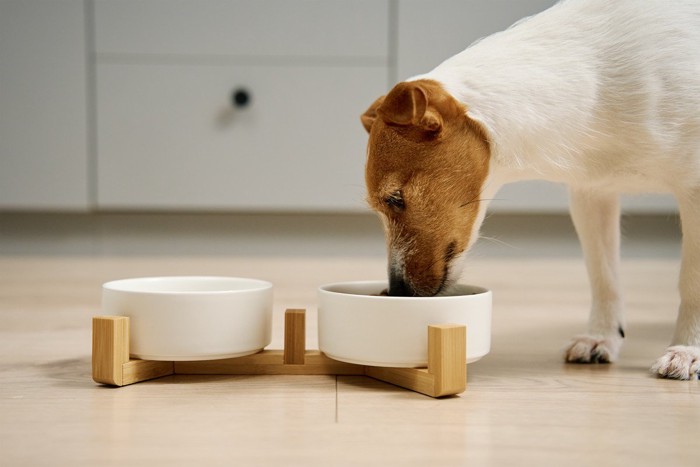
[92,309,467,398]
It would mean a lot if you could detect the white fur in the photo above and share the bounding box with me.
[412,0,700,378]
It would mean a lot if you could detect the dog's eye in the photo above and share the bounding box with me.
[384,192,405,210]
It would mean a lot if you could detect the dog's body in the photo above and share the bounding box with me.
[361,0,700,379]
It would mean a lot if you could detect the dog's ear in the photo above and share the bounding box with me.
[361,96,385,133]
[377,82,443,133]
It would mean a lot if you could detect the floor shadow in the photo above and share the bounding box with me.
[38,357,95,389]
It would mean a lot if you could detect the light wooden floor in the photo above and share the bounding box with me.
[1,255,698,466]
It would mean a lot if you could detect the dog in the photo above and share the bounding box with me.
[361,0,700,380]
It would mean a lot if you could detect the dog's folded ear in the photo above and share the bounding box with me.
[361,96,385,133]
[377,81,443,133]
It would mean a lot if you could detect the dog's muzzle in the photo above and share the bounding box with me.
[388,268,416,297]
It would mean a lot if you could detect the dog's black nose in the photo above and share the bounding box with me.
[388,272,415,296]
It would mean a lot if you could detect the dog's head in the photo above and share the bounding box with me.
[362,79,491,296]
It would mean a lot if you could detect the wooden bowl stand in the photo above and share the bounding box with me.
[92,309,467,398]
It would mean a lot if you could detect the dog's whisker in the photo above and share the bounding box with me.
[478,235,519,250]
[460,197,503,208]
[459,185,490,208]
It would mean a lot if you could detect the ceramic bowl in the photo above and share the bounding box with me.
[102,276,273,361]
[318,281,491,367]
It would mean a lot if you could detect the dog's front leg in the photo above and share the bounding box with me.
[564,189,625,363]
[651,194,700,379]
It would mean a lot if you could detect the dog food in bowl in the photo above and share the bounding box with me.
[102,276,273,361]
[318,281,491,368]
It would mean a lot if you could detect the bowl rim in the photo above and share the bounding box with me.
[318,280,490,300]
[102,275,273,295]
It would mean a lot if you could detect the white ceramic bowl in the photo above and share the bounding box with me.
[102,276,273,361]
[318,281,491,368]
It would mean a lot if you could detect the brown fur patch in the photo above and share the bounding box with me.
[362,79,490,296]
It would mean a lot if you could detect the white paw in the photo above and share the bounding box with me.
[650,346,700,380]
[564,335,621,364]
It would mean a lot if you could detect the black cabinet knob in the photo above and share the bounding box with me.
[232,89,251,108]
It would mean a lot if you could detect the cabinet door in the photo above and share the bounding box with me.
[95,0,388,60]
[95,0,389,212]
[0,0,89,210]
[396,0,677,213]
[97,64,387,211]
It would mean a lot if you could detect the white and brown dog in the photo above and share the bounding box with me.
[361,0,700,379]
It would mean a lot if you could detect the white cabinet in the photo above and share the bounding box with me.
[0,0,89,210]
[94,0,389,211]
[396,0,677,214]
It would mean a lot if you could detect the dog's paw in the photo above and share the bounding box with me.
[650,346,700,380]
[564,335,621,364]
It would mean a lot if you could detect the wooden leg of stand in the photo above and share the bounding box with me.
[428,324,467,397]
[364,324,466,398]
[92,316,173,387]
[283,309,306,365]
[92,316,130,386]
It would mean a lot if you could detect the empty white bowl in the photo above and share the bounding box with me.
[102,276,273,361]
[318,281,491,368]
